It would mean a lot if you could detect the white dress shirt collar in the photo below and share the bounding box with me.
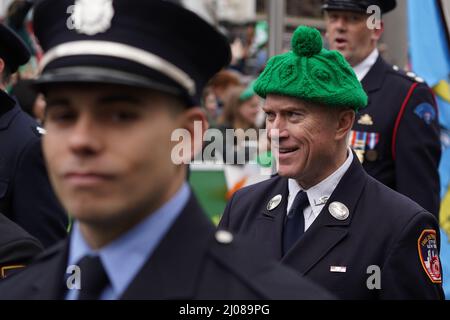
[287,149,354,230]
[66,182,190,300]
[353,48,379,81]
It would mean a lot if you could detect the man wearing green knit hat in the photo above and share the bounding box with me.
[219,26,444,300]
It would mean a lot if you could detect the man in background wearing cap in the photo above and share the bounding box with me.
[0,22,68,248]
[0,0,332,300]
[323,0,441,219]
[219,25,443,299]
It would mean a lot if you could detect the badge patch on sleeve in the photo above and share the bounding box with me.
[414,103,436,125]
[418,230,442,283]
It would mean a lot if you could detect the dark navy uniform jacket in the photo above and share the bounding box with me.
[0,194,332,300]
[0,90,68,247]
[350,56,441,217]
[219,154,444,300]
[0,213,43,279]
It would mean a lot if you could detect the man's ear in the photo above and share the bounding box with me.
[0,58,5,75]
[181,106,208,161]
[372,20,384,42]
[335,109,355,141]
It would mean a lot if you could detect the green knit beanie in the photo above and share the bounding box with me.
[254,26,368,111]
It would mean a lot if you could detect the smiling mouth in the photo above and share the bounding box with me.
[278,147,299,154]
[334,38,348,47]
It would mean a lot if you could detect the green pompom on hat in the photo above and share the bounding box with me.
[254,26,368,111]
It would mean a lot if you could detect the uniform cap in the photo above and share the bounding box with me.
[0,23,30,73]
[33,0,231,106]
[322,0,396,14]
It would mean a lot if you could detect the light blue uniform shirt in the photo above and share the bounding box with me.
[66,182,190,300]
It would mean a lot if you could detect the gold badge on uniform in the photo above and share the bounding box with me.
[1,265,25,279]
[357,114,373,126]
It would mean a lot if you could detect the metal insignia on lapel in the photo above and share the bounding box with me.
[215,230,233,244]
[267,194,282,211]
[328,202,349,221]
[357,114,373,126]
[313,196,329,206]
[330,266,347,273]
[36,126,46,135]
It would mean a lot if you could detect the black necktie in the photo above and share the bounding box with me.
[77,255,110,300]
[283,190,309,255]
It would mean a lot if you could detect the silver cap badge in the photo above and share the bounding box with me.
[71,0,115,36]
